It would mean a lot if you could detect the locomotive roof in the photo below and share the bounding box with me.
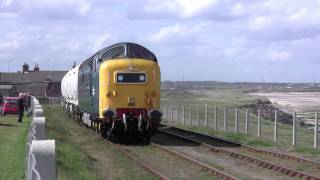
[79,42,158,68]
[98,42,152,54]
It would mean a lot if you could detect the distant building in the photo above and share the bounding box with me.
[0,63,67,98]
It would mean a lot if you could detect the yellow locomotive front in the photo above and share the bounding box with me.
[97,43,161,140]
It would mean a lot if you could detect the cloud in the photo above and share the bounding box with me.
[128,0,251,21]
[149,24,207,44]
[0,0,320,82]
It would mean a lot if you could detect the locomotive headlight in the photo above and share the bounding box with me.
[117,75,124,82]
[139,74,145,82]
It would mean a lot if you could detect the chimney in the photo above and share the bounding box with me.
[34,63,40,71]
[72,61,76,68]
[22,63,29,73]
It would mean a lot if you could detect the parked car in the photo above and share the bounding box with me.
[1,97,19,116]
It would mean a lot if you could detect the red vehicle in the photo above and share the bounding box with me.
[1,97,19,116]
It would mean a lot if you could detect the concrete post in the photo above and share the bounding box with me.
[205,104,208,127]
[182,107,185,125]
[314,112,318,149]
[177,106,180,125]
[170,106,173,125]
[197,106,200,126]
[292,111,296,148]
[224,107,227,132]
[33,109,44,117]
[28,140,56,180]
[235,108,238,133]
[258,109,261,137]
[32,117,46,140]
[34,104,42,110]
[274,110,278,142]
[166,105,170,123]
[189,107,192,126]
[214,106,217,130]
[245,108,249,134]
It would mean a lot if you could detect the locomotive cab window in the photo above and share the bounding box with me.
[128,45,157,62]
[100,46,125,61]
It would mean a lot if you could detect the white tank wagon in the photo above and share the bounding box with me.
[61,65,80,114]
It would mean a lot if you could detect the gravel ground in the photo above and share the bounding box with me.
[152,132,300,180]
[124,143,217,180]
[223,147,320,176]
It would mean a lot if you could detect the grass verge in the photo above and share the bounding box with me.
[0,114,30,180]
[44,104,156,180]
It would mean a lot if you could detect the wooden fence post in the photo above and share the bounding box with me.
[235,108,238,133]
[274,110,278,142]
[314,112,318,149]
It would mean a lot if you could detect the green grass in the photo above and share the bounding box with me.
[44,105,156,180]
[0,114,31,180]
[45,105,102,180]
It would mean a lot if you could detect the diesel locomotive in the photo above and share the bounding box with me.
[61,42,162,140]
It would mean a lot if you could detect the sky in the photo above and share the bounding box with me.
[0,0,320,83]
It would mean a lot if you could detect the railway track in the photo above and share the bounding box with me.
[158,125,320,179]
[71,113,320,179]
[80,121,237,179]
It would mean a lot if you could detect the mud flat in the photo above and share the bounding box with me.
[250,92,320,125]
[250,92,320,111]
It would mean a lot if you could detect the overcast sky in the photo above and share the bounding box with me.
[0,0,320,82]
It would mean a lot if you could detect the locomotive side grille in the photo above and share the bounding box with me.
[116,72,147,84]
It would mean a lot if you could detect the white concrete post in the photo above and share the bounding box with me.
[205,104,208,127]
[235,108,238,133]
[214,106,217,130]
[28,140,56,180]
[292,111,296,148]
[189,107,192,126]
[258,109,261,137]
[177,106,180,125]
[170,106,173,124]
[33,109,44,118]
[245,108,249,134]
[197,106,200,126]
[182,107,185,125]
[274,110,278,142]
[224,107,227,132]
[314,112,318,149]
[32,117,46,140]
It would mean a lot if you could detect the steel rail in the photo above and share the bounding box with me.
[81,123,170,180]
[164,125,320,167]
[158,128,320,180]
[150,142,239,180]
[109,141,170,180]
